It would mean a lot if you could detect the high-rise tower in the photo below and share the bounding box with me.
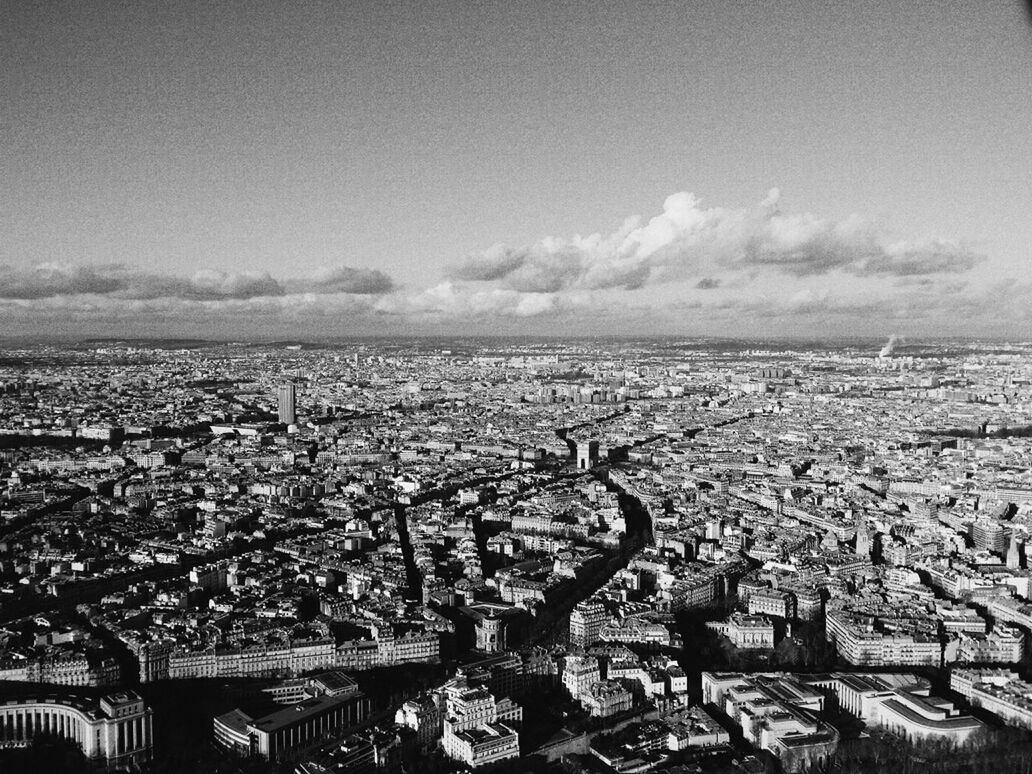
[277,383,297,425]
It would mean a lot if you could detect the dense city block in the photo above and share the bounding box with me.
[2,337,1032,773]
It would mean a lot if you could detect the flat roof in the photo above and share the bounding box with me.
[251,692,364,734]
[881,698,983,730]
[776,730,838,749]
[312,670,358,694]
[836,673,891,694]
[214,708,253,735]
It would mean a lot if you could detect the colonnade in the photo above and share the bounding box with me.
[0,699,152,762]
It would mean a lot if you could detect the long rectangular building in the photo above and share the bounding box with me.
[950,669,1032,729]
[214,690,369,761]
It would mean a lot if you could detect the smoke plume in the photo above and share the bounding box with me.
[879,335,900,358]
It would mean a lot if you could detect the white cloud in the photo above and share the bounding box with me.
[0,264,394,301]
[1,190,1022,337]
[449,189,984,292]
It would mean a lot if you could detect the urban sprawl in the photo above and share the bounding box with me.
[1,338,1032,774]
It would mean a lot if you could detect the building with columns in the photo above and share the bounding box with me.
[0,690,152,769]
[802,672,985,745]
[475,615,506,653]
[706,613,775,649]
[214,687,368,761]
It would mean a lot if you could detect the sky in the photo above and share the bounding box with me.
[2,0,1030,339]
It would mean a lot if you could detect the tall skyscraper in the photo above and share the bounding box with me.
[277,383,296,425]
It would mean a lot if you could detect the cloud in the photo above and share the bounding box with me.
[0,264,395,301]
[0,263,128,299]
[376,282,565,319]
[0,191,1016,338]
[451,245,530,282]
[854,240,981,276]
[286,266,394,295]
[450,243,588,292]
[183,270,282,299]
[366,186,1014,335]
[117,270,285,300]
[449,189,985,292]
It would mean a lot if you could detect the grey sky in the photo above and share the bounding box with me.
[2,1,1030,337]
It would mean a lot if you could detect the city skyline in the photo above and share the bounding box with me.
[4,5,1032,763]
[3,337,1032,772]
[3,1,1030,338]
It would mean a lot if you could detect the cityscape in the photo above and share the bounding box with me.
[4,0,1031,772]
[1,336,1032,773]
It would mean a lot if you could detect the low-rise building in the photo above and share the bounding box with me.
[825,605,942,667]
[569,599,607,647]
[562,654,601,701]
[599,616,671,647]
[214,690,369,761]
[748,589,796,620]
[444,722,520,769]
[701,672,836,774]
[664,705,730,750]
[951,668,1032,729]
[581,679,634,718]
[804,672,984,745]
[440,683,520,769]
[707,613,775,649]
[955,625,1024,664]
